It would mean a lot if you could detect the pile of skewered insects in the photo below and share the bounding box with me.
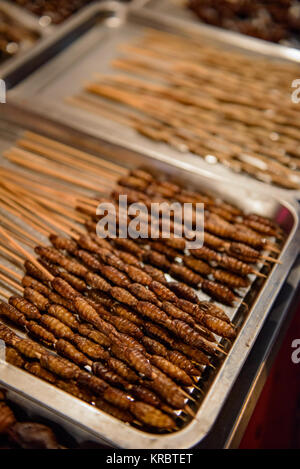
[0,389,66,449]
[0,132,285,433]
[69,28,300,190]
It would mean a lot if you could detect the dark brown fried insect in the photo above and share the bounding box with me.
[23,287,49,311]
[145,366,186,409]
[85,271,111,292]
[202,279,238,306]
[59,271,87,293]
[110,342,154,379]
[168,281,199,303]
[115,250,141,267]
[110,286,138,307]
[226,242,260,263]
[169,263,202,286]
[143,264,167,285]
[26,321,57,347]
[56,380,95,404]
[124,265,152,286]
[165,237,186,251]
[5,347,25,368]
[0,301,27,328]
[142,336,168,358]
[119,175,149,192]
[74,249,103,271]
[113,238,145,258]
[162,301,196,327]
[183,256,212,276]
[242,219,280,237]
[143,250,171,271]
[51,277,79,301]
[135,301,170,325]
[167,319,218,355]
[48,304,79,330]
[215,254,254,276]
[107,357,139,383]
[87,290,114,308]
[48,291,77,313]
[40,315,74,340]
[203,232,227,251]
[129,283,160,305]
[77,323,111,348]
[74,297,116,337]
[149,281,178,303]
[40,353,80,379]
[72,335,110,361]
[77,370,108,394]
[21,276,50,297]
[38,257,61,277]
[14,338,45,360]
[150,241,181,261]
[56,339,92,367]
[129,401,175,429]
[95,397,134,423]
[201,315,236,340]
[92,362,128,388]
[111,303,144,326]
[197,301,231,323]
[102,386,133,410]
[130,169,154,183]
[35,246,88,277]
[78,235,125,271]
[24,362,57,384]
[212,269,250,289]
[100,265,131,288]
[191,246,219,263]
[130,385,161,408]
[150,355,193,386]
[89,232,114,251]
[49,234,77,253]
[167,350,201,377]
[24,260,51,285]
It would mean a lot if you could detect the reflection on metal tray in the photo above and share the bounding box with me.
[5,1,300,201]
[0,115,299,448]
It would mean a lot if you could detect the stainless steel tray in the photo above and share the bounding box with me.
[0,116,299,448]
[5,1,300,201]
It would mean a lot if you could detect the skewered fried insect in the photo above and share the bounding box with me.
[24,362,57,384]
[85,271,111,292]
[0,323,20,346]
[135,301,170,325]
[87,289,114,308]
[23,287,50,311]
[244,214,280,231]
[77,323,111,348]
[216,254,256,276]
[202,279,237,306]
[119,175,149,192]
[9,296,41,321]
[167,318,218,355]
[21,276,50,297]
[48,304,79,330]
[92,362,128,388]
[35,246,88,277]
[183,256,212,276]
[167,350,201,377]
[89,232,114,251]
[113,238,145,258]
[59,271,87,293]
[100,265,131,288]
[5,347,25,368]
[38,257,61,277]
[0,401,16,434]
[168,281,199,303]
[111,303,144,326]
[115,250,141,267]
[26,321,57,347]
[130,169,153,183]
[0,301,27,328]
[150,355,193,386]
[48,291,77,313]
[72,335,110,361]
[117,333,145,353]
[74,249,103,271]
[56,380,95,404]
[110,286,138,306]
[24,260,51,285]
[226,242,261,263]
[108,357,139,383]
[74,297,117,337]
[130,385,161,408]
[242,219,281,237]
[129,401,175,429]
[78,235,125,270]
[197,301,231,324]
[102,386,133,410]
[144,250,171,270]
[201,315,236,340]
[143,265,167,285]
[162,301,196,327]
[40,353,80,379]
[40,315,74,340]
[174,301,216,341]
[110,342,154,379]
[49,234,77,253]
[51,277,79,300]
[149,281,178,303]
[142,336,168,358]
[77,370,108,394]
[124,265,152,286]
[56,339,92,367]
[165,237,186,251]
[95,397,134,423]
[169,263,202,286]
[192,246,219,263]
[212,269,250,289]
[129,283,160,305]
[145,366,186,409]
[150,241,181,261]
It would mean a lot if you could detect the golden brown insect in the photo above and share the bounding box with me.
[92,362,128,388]
[40,315,74,340]
[36,246,88,278]
[242,219,280,237]
[24,362,57,384]
[59,271,87,293]
[113,238,145,258]
[74,297,117,337]
[48,304,79,330]
[51,277,79,301]
[111,303,144,326]
[168,281,199,303]
[135,301,170,325]
[130,169,154,183]
[124,265,152,286]
[174,300,216,341]
[144,250,171,271]
[100,265,131,288]
[162,301,196,328]
[149,281,178,303]
[74,249,103,271]
[165,237,186,251]
[226,242,260,263]
[102,386,133,411]
[77,323,111,348]
[77,370,109,394]
[107,313,143,340]
[110,286,138,307]
[108,357,139,383]
[85,271,111,292]
[169,263,202,286]
[130,385,161,408]
[149,241,181,261]
[14,338,45,360]
[244,214,280,231]
[145,366,186,409]
[0,301,27,328]
[197,301,231,323]
[48,291,77,314]
[23,287,50,311]
[212,269,250,289]
[202,279,238,306]
[89,232,114,251]
[142,336,168,358]
[204,232,228,251]
[49,234,78,253]
[72,335,110,361]
[56,339,92,367]
[216,254,254,276]
[87,289,114,308]
[130,401,176,429]
[183,256,212,276]
[40,353,80,379]
[0,324,20,346]
[167,319,218,355]
[201,315,236,340]
[5,347,25,368]
[110,342,154,379]
[143,264,167,284]
[95,397,134,423]
[129,283,160,305]
[38,257,61,277]
[21,276,50,297]
[115,250,141,267]
[191,246,219,263]
[119,175,149,192]
[150,355,193,386]
[78,235,125,271]
[26,321,57,347]
[24,260,52,285]
[167,350,201,377]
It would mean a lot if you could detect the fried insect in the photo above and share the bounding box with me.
[167,350,201,377]
[107,357,139,383]
[202,279,238,306]
[21,276,50,297]
[168,281,199,303]
[197,301,231,324]
[212,269,250,289]
[40,353,80,379]
[226,242,261,263]
[92,362,128,388]
[145,366,186,409]
[110,342,154,379]
[13,338,45,360]
[23,287,49,311]
[48,304,79,330]
[149,281,178,303]
[0,301,27,328]
[150,355,193,386]
[74,297,117,337]
[169,263,202,286]
[5,347,25,368]
[143,265,167,285]
[124,265,152,286]
[56,380,95,404]
[49,234,77,253]
[119,175,149,192]
[59,271,87,293]
[71,335,110,361]
[110,286,138,306]
[129,385,161,408]
[77,323,111,348]
[24,260,51,285]
[183,256,212,276]
[129,401,175,429]
[144,250,171,271]
[115,250,141,267]
[113,238,145,258]
[95,397,134,423]
[26,321,57,347]
[55,339,92,367]
[51,277,79,300]
[100,265,131,288]
[77,370,108,394]
[24,362,57,384]
[200,315,236,340]
[142,336,168,358]
[129,283,160,305]
[40,315,74,340]
[111,303,144,326]
[162,301,196,327]
[85,271,111,292]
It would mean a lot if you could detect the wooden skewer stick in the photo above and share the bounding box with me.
[0,225,54,281]
[0,271,22,292]
[0,244,24,265]
[261,255,282,264]
[0,264,22,282]
[0,289,10,300]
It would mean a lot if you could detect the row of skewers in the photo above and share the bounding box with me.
[70,28,300,190]
[0,131,284,433]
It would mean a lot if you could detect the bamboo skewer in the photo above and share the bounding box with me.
[0,244,24,265]
[0,271,22,292]
[0,264,22,282]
